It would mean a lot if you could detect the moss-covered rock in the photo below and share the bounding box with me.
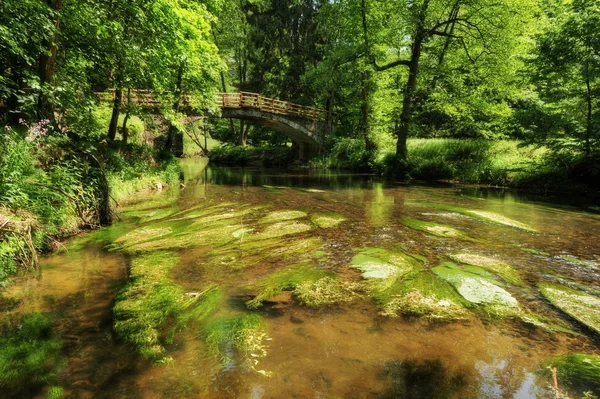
[539,283,600,334]
[350,249,421,280]
[541,354,600,395]
[294,277,361,307]
[258,210,307,224]
[246,263,332,308]
[448,253,524,286]
[401,219,472,240]
[256,221,312,239]
[0,313,63,395]
[378,272,470,321]
[422,203,537,232]
[311,213,347,229]
[432,263,521,319]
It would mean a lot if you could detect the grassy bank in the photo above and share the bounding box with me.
[324,137,598,191]
[0,125,180,287]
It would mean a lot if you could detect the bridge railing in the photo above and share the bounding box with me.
[216,92,325,121]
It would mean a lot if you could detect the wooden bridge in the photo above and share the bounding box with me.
[97,90,326,155]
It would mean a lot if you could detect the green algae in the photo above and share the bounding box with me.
[558,255,598,268]
[232,228,254,239]
[294,277,361,307]
[178,287,223,326]
[350,249,422,280]
[258,210,307,224]
[311,213,347,229]
[204,314,270,370]
[401,218,472,240]
[256,221,311,239]
[246,263,332,309]
[122,207,179,223]
[0,313,63,395]
[419,203,537,232]
[113,251,184,362]
[448,253,524,286]
[112,226,173,248]
[541,354,600,395]
[539,283,600,334]
[522,248,551,256]
[433,263,518,311]
[377,272,470,321]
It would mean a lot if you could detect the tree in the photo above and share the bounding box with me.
[531,0,600,156]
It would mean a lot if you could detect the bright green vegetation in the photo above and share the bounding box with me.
[539,283,600,334]
[433,263,519,315]
[378,272,470,322]
[0,313,63,395]
[448,253,524,286]
[558,256,598,268]
[258,210,307,224]
[401,219,472,240]
[350,249,422,280]
[256,221,312,240]
[46,386,64,399]
[542,354,600,395]
[204,314,269,369]
[176,287,223,327]
[294,277,360,307]
[246,263,333,308]
[420,203,537,232]
[113,251,184,361]
[311,213,347,229]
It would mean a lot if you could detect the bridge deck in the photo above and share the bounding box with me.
[215,92,325,121]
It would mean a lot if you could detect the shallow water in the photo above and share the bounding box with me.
[4,159,600,398]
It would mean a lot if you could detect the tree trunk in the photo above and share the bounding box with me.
[165,63,185,152]
[121,88,131,145]
[239,120,247,147]
[360,74,375,153]
[396,34,424,159]
[585,59,593,157]
[38,0,63,119]
[108,88,122,141]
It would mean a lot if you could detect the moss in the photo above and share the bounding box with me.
[294,277,361,307]
[448,253,524,286]
[258,210,307,224]
[122,207,179,223]
[113,251,184,361]
[47,386,64,399]
[255,221,312,239]
[350,249,421,280]
[558,255,597,268]
[246,263,332,308]
[0,313,63,395]
[401,218,472,240]
[378,272,470,321]
[311,213,347,229]
[542,354,600,394]
[539,283,600,334]
[204,314,270,370]
[232,228,254,239]
[433,263,518,308]
[421,203,537,232]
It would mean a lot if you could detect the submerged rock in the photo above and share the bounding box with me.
[311,213,347,229]
[294,277,361,307]
[258,210,307,224]
[448,253,524,286]
[350,249,421,280]
[539,283,600,334]
[433,263,519,317]
[401,218,471,240]
[257,221,311,239]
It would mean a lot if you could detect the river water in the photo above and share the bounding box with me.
[4,159,600,398]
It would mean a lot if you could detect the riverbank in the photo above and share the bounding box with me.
[208,138,600,193]
[0,126,181,288]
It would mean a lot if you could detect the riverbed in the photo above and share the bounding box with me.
[4,159,600,398]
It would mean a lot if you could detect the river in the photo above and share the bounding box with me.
[3,158,600,398]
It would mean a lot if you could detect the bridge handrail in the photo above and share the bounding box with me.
[215,92,325,121]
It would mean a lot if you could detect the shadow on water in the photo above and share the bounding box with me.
[378,359,468,399]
